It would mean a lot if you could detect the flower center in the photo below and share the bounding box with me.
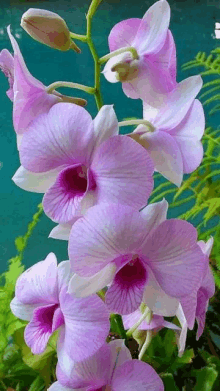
[112,59,139,82]
[34,303,65,333]
[115,255,147,287]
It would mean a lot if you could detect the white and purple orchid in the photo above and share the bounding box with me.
[13,103,154,227]
[10,253,110,361]
[130,75,205,186]
[49,339,164,391]
[68,200,206,316]
[103,0,176,105]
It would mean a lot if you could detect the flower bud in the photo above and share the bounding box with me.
[21,8,80,52]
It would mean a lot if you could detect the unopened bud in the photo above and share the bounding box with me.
[52,90,87,107]
[21,9,80,52]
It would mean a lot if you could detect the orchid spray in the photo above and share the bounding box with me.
[0,0,219,389]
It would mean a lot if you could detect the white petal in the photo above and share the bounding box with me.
[93,105,119,152]
[68,263,116,297]
[10,296,41,321]
[176,303,188,357]
[197,237,214,257]
[49,223,72,240]
[12,165,60,193]
[140,198,168,236]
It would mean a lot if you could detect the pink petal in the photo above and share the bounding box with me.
[138,129,183,186]
[196,288,209,340]
[49,222,73,241]
[92,105,119,151]
[108,340,132,379]
[43,164,96,223]
[91,135,154,209]
[170,100,205,173]
[139,199,168,237]
[57,261,72,292]
[14,253,59,305]
[143,219,206,298]
[133,0,170,55]
[123,310,165,330]
[106,257,148,314]
[59,287,110,362]
[68,263,116,297]
[152,75,203,131]
[108,18,141,51]
[198,237,214,257]
[10,297,42,321]
[0,48,14,101]
[12,165,61,193]
[24,303,62,354]
[176,304,188,356]
[48,381,72,391]
[179,290,198,330]
[7,27,59,134]
[20,103,94,172]
[68,204,147,277]
[142,269,179,316]
[57,342,110,389]
[111,359,164,391]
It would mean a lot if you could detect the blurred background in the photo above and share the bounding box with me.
[0,0,220,273]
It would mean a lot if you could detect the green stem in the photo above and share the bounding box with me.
[119,119,155,132]
[70,32,87,42]
[86,0,104,110]
[99,46,139,64]
[138,330,153,360]
[46,81,95,95]
[126,306,151,337]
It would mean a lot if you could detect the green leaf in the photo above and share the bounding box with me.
[194,366,218,391]
[160,373,179,391]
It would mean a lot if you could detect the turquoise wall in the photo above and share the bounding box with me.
[0,0,220,273]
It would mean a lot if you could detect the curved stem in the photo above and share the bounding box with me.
[86,0,104,110]
[99,46,139,64]
[138,330,153,360]
[46,81,95,95]
[70,32,87,42]
[126,306,151,337]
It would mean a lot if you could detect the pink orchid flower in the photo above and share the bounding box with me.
[10,253,110,361]
[13,103,154,226]
[130,75,205,186]
[103,0,176,105]
[0,26,59,135]
[179,237,215,340]
[48,339,164,391]
[68,199,206,316]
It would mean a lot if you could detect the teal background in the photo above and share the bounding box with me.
[0,0,220,273]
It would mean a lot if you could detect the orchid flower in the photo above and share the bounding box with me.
[48,339,164,391]
[10,253,110,361]
[0,27,85,137]
[179,237,215,340]
[13,103,154,226]
[68,199,206,316]
[130,75,205,186]
[103,0,176,105]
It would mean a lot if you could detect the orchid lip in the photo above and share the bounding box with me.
[59,164,97,197]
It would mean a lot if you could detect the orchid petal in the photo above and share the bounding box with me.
[68,263,116,297]
[142,269,179,316]
[140,198,168,237]
[196,288,209,340]
[10,296,41,321]
[143,219,205,298]
[68,204,147,277]
[59,287,109,362]
[151,75,203,131]
[14,253,59,304]
[20,103,94,172]
[176,304,188,357]
[57,261,72,292]
[102,53,127,83]
[92,135,154,208]
[137,130,183,186]
[123,310,165,330]
[49,223,72,241]
[48,381,73,391]
[92,105,119,151]
[198,237,214,257]
[133,0,170,55]
[108,18,141,51]
[0,48,14,100]
[179,290,198,330]
[12,165,60,193]
[111,359,164,391]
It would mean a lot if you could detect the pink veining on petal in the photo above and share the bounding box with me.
[106,256,148,314]
[0,48,14,101]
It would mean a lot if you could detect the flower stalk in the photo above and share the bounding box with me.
[99,46,139,64]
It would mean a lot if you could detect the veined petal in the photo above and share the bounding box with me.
[111,359,164,391]
[108,18,141,51]
[152,75,203,131]
[143,219,206,298]
[57,261,72,292]
[10,296,41,321]
[48,381,73,391]
[133,0,170,55]
[140,199,168,237]
[92,135,154,209]
[14,253,59,304]
[180,290,198,330]
[12,165,61,193]
[59,287,110,362]
[68,263,116,297]
[138,130,183,186]
[92,105,119,152]
[49,223,72,241]
[176,304,188,357]
[0,48,14,101]
[198,236,214,257]
[170,100,205,173]
[68,204,147,277]
[143,269,179,316]
[20,103,94,172]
